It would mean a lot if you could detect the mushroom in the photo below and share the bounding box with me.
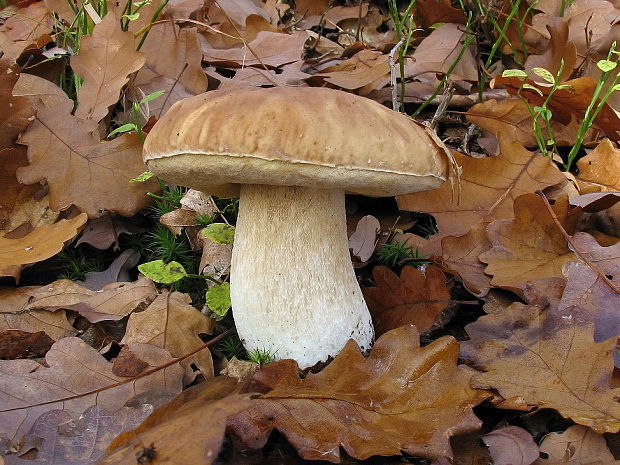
[143,86,449,368]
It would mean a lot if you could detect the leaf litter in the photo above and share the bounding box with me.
[0,0,620,462]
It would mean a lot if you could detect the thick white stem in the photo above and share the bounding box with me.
[231,185,374,368]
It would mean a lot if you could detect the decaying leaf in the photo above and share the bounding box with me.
[482,426,539,465]
[0,214,87,271]
[21,276,157,323]
[348,215,380,262]
[99,377,253,465]
[397,140,565,236]
[462,301,620,433]
[15,75,157,218]
[535,425,620,464]
[0,330,53,359]
[363,265,451,335]
[122,291,215,379]
[0,337,184,441]
[228,325,487,462]
[71,13,145,122]
[479,194,577,293]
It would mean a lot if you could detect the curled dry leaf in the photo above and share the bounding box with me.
[122,291,215,379]
[479,194,577,293]
[228,325,488,462]
[78,249,141,290]
[462,301,620,433]
[482,426,539,465]
[22,276,157,323]
[75,215,134,250]
[0,337,184,441]
[0,286,76,341]
[535,425,620,464]
[71,13,145,122]
[363,265,451,335]
[397,140,565,237]
[0,214,87,271]
[14,75,157,218]
[99,377,253,465]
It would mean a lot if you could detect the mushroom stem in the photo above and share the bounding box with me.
[231,184,374,368]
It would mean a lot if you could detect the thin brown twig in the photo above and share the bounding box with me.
[0,329,233,413]
[535,190,620,294]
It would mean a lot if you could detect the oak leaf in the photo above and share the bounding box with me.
[22,276,157,323]
[0,330,53,359]
[397,140,565,237]
[228,325,487,462]
[492,75,620,141]
[0,337,184,440]
[0,214,87,271]
[0,62,34,150]
[482,426,539,465]
[122,291,215,379]
[535,425,620,464]
[74,215,134,251]
[363,265,451,335]
[0,286,76,341]
[99,377,253,465]
[462,301,620,433]
[78,249,141,290]
[15,76,157,217]
[576,139,620,191]
[0,2,51,41]
[71,13,145,122]
[479,194,577,293]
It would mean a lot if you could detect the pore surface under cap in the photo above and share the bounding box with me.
[143,86,448,197]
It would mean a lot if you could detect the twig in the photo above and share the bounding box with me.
[429,80,455,130]
[535,191,620,294]
[389,37,406,112]
[0,329,234,413]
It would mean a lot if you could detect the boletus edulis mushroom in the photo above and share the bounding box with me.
[143,86,449,368]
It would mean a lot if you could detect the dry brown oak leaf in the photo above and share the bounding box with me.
[461,301,620,434]
[479,193,577,294]
[98,376,253,465]
[122,291,215,380]
[71,12,145,122]
[492,75,620,141]
[0,214,87,271]
[397,139,565,237]
[0,286,76,341]
[0,62,34,150]
[535,425,620,464]
[227,325,488,463]
[576,139,620,191]
[15,75,157,218]
[20,275,157,323]
[0,337,184,441]
[362,265,450,336]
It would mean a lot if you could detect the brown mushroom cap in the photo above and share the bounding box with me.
[143,86,448,197]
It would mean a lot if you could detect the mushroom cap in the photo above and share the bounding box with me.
[143,87,448,197]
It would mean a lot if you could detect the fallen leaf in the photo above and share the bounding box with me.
[524,18,576,81]
[202,30,308,68]
[482,426,539,465]
[576,139,620,191]
[22,276,156,323]
[535,425,619,464]
[199,238,232,279]
[440,222,492,297]
[0,287,76,341]
[213,0,270,26]
[71,13,145,122]
[0,2,51,41]
[415,0,466,27]
[397,141,565,237]
[15,76,157,217]
[479,194,577,293]
[0,330,53,359]
[565,0,620,56]
[74,215,134,250]
[122,291,215,379]
[0,62,34,150]
[220,356,259,383]
[4,405,155,465]
[78,249,141,290]
[363,265,451,335]
[462,301,620,433]
[0,214,87,271]
[492,75,620,141]
[451,432,493,465]
[406,23,478,88]
[570,192,620,212]
[99,376,253,465]
[228,325,487,462]
[159,208,199,236]
[0,337,184,441]
[348,215,380,262]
